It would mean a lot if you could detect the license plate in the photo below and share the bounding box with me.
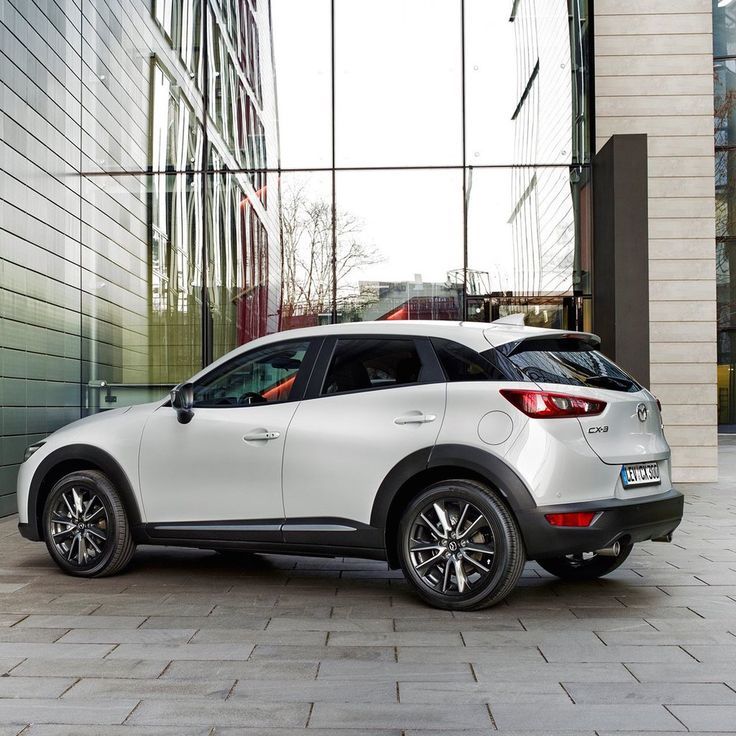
[621,462,660,488]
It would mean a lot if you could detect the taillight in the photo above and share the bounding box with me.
[500,389,606,418]
[545,512,597,527]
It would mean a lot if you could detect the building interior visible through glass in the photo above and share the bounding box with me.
[86,0,592,412]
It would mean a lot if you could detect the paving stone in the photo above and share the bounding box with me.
[12,658,169,678]
[0,627,67,643]
[140,615,270,630]
[58,628,197,644]
[231,678,397,703]
[667,705,736,731]
[596,630,736,645]
[461,630,601,647]
[473,662,638,683]
[564,681,736,705]
[24,728,209,736]
[539,643,695,663]
[62,677,235,700]
[397,645,544,664]
[491,703,684,731]
[248,644,396,662]
[0,642,114,659]
[627,662,736,682]
[190,628,326,645]
[127,699,310,728]
[104,642,256,661]
[399,680,570,704]
[0,676,76,698]
[327,631,464,646]
[216,731,400,736]
[161,660,318,680]
[16,615,148,629]
[266,617,395,632]
[0,698,139,725]
[309,702,492,730]
[317,661,474,681]
[681,644,736,662]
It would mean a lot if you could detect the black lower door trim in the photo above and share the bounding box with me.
[138,516,384,551]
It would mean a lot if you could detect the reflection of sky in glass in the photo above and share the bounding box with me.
[270,0,579,296]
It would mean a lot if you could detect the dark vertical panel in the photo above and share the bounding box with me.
[592,133,650,387]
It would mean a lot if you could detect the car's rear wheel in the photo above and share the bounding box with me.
[536,541,633,581]
[43,470,136,577]
[398,479,525,610]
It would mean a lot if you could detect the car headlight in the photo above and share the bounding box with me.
[23,442,45,462]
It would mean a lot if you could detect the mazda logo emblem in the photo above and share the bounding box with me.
[637,403,648,422]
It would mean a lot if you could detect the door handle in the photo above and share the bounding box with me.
[394,413,437,425]
[243,431,281,441]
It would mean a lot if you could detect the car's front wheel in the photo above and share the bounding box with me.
[43,469,136,577]
[398,479,525,610]
[536,541,633,581]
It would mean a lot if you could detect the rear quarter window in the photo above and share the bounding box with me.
[431,338,505,382]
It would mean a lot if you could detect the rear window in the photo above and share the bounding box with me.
[484,342,640,393]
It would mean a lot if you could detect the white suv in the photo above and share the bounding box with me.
[17,320,683,610]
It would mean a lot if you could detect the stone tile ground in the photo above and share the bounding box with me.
[0,439,734,734]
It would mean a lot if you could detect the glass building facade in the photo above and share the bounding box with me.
[715,0,736,427]
[0,0,591,513]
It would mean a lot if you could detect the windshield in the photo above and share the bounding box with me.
[484,345,641,393]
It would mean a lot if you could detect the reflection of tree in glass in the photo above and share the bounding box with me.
[280,182,383,322]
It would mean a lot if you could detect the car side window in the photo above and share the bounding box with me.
[192,341,311,407]
[431,338,505,382]
[321,338,426,396]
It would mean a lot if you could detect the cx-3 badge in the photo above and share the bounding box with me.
[637,403,648,422]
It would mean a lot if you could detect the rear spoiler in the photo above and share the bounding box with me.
[494,331,602,357]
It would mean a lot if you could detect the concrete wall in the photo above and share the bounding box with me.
[594,0,718,482]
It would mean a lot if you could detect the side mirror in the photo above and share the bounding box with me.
[170,383,194,424]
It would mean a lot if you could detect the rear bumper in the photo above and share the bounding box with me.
[517,488,684,559]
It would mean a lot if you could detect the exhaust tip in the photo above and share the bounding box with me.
[652,532,673,543]
[594,541,621,557]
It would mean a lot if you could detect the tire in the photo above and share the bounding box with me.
[42,469,136,577]
[536,541,633,581]
[397,479,525,611]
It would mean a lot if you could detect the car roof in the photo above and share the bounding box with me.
[189,320,599,383]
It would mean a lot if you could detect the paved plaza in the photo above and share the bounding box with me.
[0,441,734,734]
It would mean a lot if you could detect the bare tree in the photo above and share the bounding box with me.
[280,181,383,320]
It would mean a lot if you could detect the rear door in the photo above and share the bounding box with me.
[281,335,447,531]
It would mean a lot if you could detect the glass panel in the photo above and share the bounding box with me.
[717,240,736,425]
[82,2,204,174]
[322,338,424,395]
[334,169,464,322]
[714,0,736,59]
[81,172,203,412]
[206,170,281,362]
[279,171,335,328]
[716,60,736,240]
[206,1,278,172]
[193,339,311,406]
[465,0,590,165]
[466,166,591,326]
[272,0,332,168]
[334,0,462,167]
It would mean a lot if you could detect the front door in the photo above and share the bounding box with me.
[139,339,316,529]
